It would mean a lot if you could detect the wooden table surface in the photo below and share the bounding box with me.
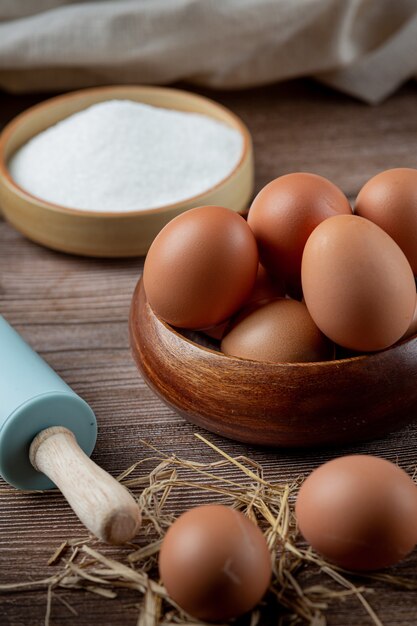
[1,80,417,626]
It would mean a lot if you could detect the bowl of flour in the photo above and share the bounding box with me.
[0,86,253,257]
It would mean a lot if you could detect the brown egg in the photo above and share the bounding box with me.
[143,206,258,329]
[247,173,351,291]
[159,505,271,621]
[202,319,230,341]
[221,298,333,363]
[356,168,417,274]
[296,455,417,571]
[402,297,417,340]
[204,265,285,341]
[301,214,416,352]
[246,264,286,306]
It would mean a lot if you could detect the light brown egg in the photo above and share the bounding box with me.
[247,173,351,292]
[301,214,416,352]
[296,455,417,571]
[356,168,417,274]
[221,298,333,363]
[143,206,258,329]
[159,505,272,622]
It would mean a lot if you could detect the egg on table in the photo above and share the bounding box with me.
[296,455,417,571]
[159,504,272,621]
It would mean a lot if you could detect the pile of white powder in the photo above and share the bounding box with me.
[9,100,243,212]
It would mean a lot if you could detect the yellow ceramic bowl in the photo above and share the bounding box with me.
[0,86,253,257]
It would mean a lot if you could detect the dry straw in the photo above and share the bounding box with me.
[1,433,416,625]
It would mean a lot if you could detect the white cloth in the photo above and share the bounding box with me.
[0,0,416,103]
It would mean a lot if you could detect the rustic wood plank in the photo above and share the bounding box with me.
[1,80,417,625]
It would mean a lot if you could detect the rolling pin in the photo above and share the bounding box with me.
[0,315,141,544]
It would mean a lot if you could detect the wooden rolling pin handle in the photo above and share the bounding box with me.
[29,426,141,545]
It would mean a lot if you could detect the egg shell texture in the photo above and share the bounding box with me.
[247,173,351,291]
[301,214,416,352]
[221,298,333,363]
[295,455,417,571]
[159,504,272,621]
[356,168,417,274]
[143,206,258,329]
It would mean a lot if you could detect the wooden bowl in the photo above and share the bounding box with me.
[130,279,417,447]
[0,86,253,257]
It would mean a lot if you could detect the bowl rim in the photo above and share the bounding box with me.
[0,85,252,219]
[136,280,416,368]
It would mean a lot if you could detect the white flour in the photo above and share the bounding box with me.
[9,100,243,212]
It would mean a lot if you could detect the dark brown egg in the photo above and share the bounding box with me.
[296,455,417,571]
[159,504,271,621]
[356,168,417,274]
[221,298,333,363]
[247,173,351,291]
[143,206,258,329]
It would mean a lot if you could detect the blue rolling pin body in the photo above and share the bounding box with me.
[0,315,97,490]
